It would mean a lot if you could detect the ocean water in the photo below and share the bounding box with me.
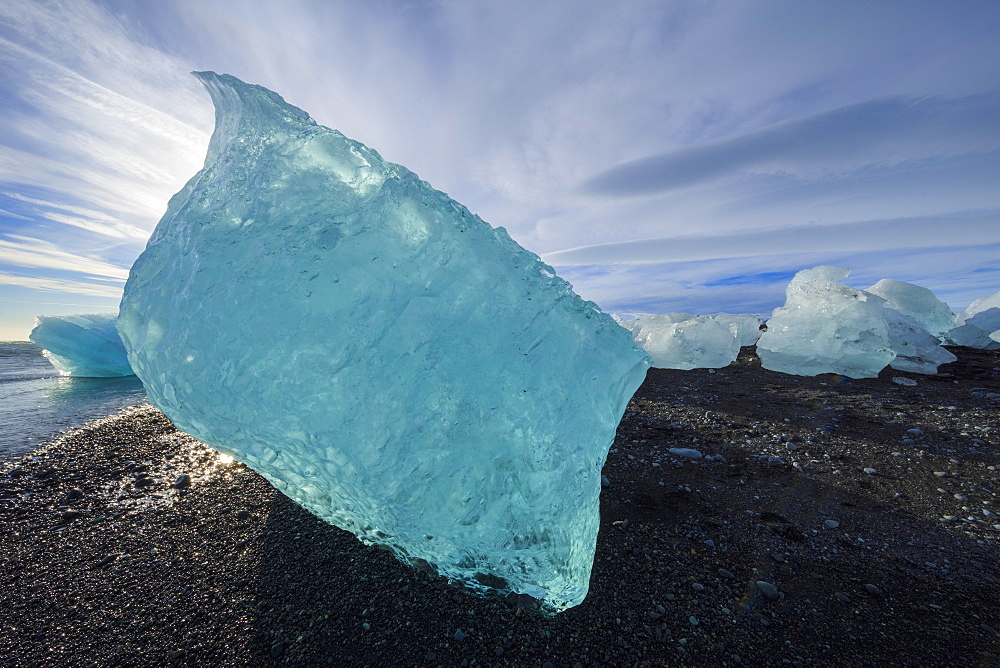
[0,342,147,463]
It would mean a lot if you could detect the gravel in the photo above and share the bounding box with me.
[0,345,997,667]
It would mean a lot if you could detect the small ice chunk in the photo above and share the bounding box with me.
[947,307,1000,350]
[668,448,704,459]
[892,377,917,387]
[29,313,134,377]
[624,313,742,369]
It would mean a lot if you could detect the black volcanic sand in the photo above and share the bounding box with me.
[1,346,998,667]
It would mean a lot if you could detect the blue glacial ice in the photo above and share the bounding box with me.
[29,313,134,377]
[757,267,955,378]
[117,72,650,613]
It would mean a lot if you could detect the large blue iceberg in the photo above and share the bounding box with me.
[118,72,649,612]
[29,313,134,377]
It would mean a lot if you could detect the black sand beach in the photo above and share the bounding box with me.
[1,346,998,667]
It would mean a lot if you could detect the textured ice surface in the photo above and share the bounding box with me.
[713,313,762,347]
[117,72,649,613]
[948,290,1000,349]
[29,313,133,377]
[865,278,956,339]
[881,308,957,374]
[624,313,741,369]
[947,308,1000,349]
[964,290,1000,319]
[757,267,954,378]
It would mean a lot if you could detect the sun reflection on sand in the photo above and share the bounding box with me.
[217,453,234,465]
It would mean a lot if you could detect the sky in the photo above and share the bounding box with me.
[1,0,999,340]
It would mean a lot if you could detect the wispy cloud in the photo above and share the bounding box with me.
[0,0,998,339]
[5,193,148,240]
[0,235,130,280]
[543,212,1000,266]
[582,92,1000,197]
[0,271,123,299]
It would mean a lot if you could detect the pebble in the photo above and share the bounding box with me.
[865,584,882,597]
[95,554,118,568]
[907,428,923,437]
[863,467,877,475]
[601,475,611,488]
[983,509,998,518]
[933,471,949,478]
[270,642,286,658]
[65,487,83,501]
[755,581,780,601]
[835,592,851,603]
[668,448,704,459]
[453,629,468,642]
[786,443,798,451]
[173,474,191,489]
[893,377,917,387]
[692,583,705,591]
[825,520,840,529]
[954,494,969,501]
[235,510,251,520]
[718,568,734,579]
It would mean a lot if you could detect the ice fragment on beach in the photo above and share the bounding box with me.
[117,72,650,614]
[881,307,958,374]
[865,278,956,339]
[29,313,134,377]
[962,290,1000,320]
[757,267,955,378]
[713,313,762,347]
[624,313,751,369]
[947,307,1000,350]
[668,448,704,459]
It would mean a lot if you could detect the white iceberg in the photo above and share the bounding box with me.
[29,313,134,377]
[947,290,1000,349]
[117,72,649,613]
[624,313,742,369]
[713,313,762,347]
[947,307,1000,349]
[865,278,956,339]
[758,267,955,378]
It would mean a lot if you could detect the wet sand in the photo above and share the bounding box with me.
[1,346,998,667]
